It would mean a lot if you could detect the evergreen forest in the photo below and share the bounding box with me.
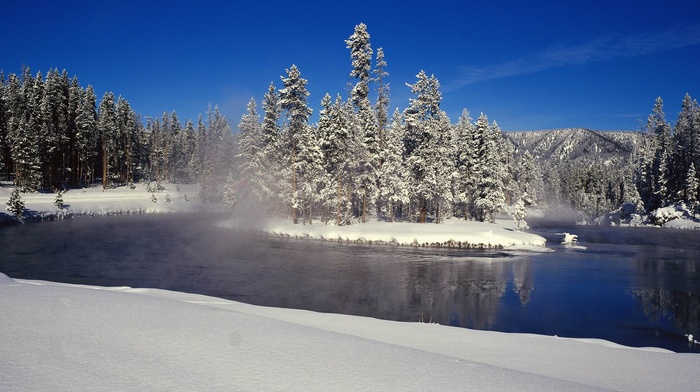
[1,23,699,225]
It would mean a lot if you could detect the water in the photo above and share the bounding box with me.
[1,213,699,353]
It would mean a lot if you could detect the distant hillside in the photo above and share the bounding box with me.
[504,128,645,162]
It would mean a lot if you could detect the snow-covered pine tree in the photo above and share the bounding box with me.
[176,119,196,183]
[222,170,238,210]
[6,187,25,221]
[372,47,390,144]
[115,96,138,186]
[257,83,285,209]
[515,150,539,207]
[11,71,43,192]
[97,91,118,189]
[279,65,313,224]
[75,85,97,186]
[498,132,517,207]
[40,69,70,190]
[378,109,410,221]
[345,23,373,108]
[403,71,454,223]
[452,109,476,219]
[647,97,672,209]
[318,94,353,225]
[671,94,700,203]
[203,105,235,203]
[66,76,82,187]
[512,194,528,230]
[236,98,264,201]
[346,23,380,223]
[685,162,698,208]
[166,110,184,182]
[3,73,23,180]
[472,114,506,223]
[186,114,206,184]
[0,72,12,181]
[54,188,64,209]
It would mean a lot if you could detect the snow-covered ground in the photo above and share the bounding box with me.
[1,273,697,392]
[219,218,549,250]
[0,182,206,223]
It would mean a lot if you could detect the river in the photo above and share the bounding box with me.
[1,213,698,353]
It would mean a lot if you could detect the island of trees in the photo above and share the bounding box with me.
[2,23,699,226]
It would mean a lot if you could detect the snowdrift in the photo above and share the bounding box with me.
[1,273,697,391]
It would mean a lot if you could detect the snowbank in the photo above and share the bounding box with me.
[596,202,700,229]
[0,273,697,391]
[219,217,549,250]
[0,183,207,223]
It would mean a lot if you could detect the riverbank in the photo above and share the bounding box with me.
[218,217,549,250]
[0,182,207,225]
[1,272,697,391]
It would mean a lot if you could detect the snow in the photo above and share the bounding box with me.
[1,182,206,223]
[1,272,697,391]
[218,217,549,250]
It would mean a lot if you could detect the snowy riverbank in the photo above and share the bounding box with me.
[0,182,207,224]
[1,273,698,391]
[218,217,549,250]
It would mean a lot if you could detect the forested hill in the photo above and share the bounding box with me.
[504,128,645,162]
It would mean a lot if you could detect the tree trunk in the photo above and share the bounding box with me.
[362,188,367,223]
[102,145,108,189]
[337,175,342,226]
[291,145,298,224]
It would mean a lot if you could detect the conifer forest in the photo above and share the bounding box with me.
[1,24,698,225]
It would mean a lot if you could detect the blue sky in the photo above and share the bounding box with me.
[3,0,700,131]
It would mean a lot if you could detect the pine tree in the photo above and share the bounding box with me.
[115,96,138,185]
[279,65,312,224]
[257,83,285,208]
[40,69,70,189]
[97,91,117,188]
[403,71,453,223]
[647,97,672,209]
[512,194,528,230]
[452,109,476,218]
[11,71,42,192]
[379,109,410,221]
[345,23,373,107]
[179,119,196,183]
[75,85,97,186]
[0,71,10,180]
[515,150,540,207]
[318,94,353,225]
[346,23,380,223]
[236,98,264,200]
[54,189,64,209]
[685,162,698,208]
[66,76,82,187]
[472,114,506,222]
[6,187,25,221]
[372,47,390,143]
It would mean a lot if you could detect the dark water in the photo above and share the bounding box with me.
[1,213,699,353]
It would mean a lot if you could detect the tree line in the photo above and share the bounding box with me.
[4,23,697,226]
[230,23,700,225]
[229,23,529,225]
[633,95,700,215]
[0,67,235,202]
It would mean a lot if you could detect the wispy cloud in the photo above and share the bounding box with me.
[445,25,700,92]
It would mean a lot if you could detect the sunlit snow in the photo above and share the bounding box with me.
[1,273,699,391]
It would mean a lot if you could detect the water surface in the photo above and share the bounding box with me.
[1,213,698,353]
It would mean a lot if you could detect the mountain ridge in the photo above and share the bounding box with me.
[503,127,645,162]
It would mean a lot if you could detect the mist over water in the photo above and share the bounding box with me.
[1,213,698,353]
